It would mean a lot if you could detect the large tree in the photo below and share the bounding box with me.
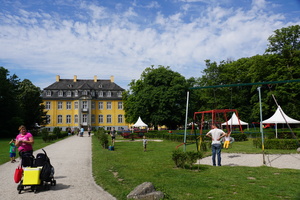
[0,67,47,138]
[0,67,23,138]
[123,65,190,129]
[18,79,47,129]
[196,25,300,123]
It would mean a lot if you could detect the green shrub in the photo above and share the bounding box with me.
[172,149,203,169]
[41,128,49,142]
[48,134,57,141]
[53,127,61,139]
[172,149,187,168]
[186,151,203,169]
[96,127,109,149]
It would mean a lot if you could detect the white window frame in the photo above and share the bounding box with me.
[66,115,71,124]
[107,114,112,123]
[46,102,51,110]
[82,101,88,109]
[58,115,62,124]
[98,115,103,123]
[106,102,112,110]
[58,102,63,110]
[82,114,88,123]
[82,90,88,95]
[66,102,72,110]
[98,102,103,110]
[75,115,78,123]
[58,90,63,97]
[117,91,122,97]
[74,101,79,109]
[118,114,123,123]
[118,102,123,110]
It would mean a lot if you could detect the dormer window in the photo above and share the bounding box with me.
[117,91,122,97]
[46,90,51,96]
[67,91,72,97]
[67,84,73,88]
[58,90,63,97]
[107,91,111,97]
[98,91,103,97]
[98,84,102,88]
[75,90,78,97]
[82,90,88,95]
[91,90,95,96]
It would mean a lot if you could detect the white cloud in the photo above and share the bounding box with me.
[0,0,299,89]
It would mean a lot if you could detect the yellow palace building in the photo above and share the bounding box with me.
[42,75,129,132]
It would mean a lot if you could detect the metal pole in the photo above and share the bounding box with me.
[257,87,266,165]
[184,91,189,152]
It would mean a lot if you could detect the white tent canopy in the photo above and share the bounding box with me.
[262,106,300,138]
[262,106,300,124]
[222,112,249,129]
[133,116,148,127]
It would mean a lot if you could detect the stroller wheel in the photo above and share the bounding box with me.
[51,179,56,186]
[17,184,23,194]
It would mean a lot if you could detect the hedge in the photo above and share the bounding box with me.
[253,138,300,150]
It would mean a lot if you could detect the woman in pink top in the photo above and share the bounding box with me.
[15,125,34,155]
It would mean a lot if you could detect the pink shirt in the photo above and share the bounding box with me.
[16,132,33,152]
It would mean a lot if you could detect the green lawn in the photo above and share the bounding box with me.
[0,136,63,164]
[1,135,299,200]
[92,136,300,200]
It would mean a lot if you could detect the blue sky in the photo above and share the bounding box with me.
[1,0,299,90]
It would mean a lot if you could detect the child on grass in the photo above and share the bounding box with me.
[143,136,148,152]
[9,139,16,163]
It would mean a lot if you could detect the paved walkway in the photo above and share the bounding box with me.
[0,133,116,200]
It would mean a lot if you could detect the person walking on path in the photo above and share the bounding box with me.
[206,124,226,166]
[80,127,84,137]
[15,125,34,156]
[88,127,91,137]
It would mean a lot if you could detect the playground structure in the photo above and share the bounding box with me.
[192,109,244,151]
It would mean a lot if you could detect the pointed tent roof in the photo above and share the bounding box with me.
[222,112,249,126]
[262,106,300,124]
[133,117,148,127]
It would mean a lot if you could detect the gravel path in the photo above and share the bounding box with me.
[0,133,116,200]
[198,152,300,169]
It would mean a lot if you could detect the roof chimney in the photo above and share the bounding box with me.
[56,75,60,82]
[110,75,114,83]
[94,75,97,82]
[74,75,77,82]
